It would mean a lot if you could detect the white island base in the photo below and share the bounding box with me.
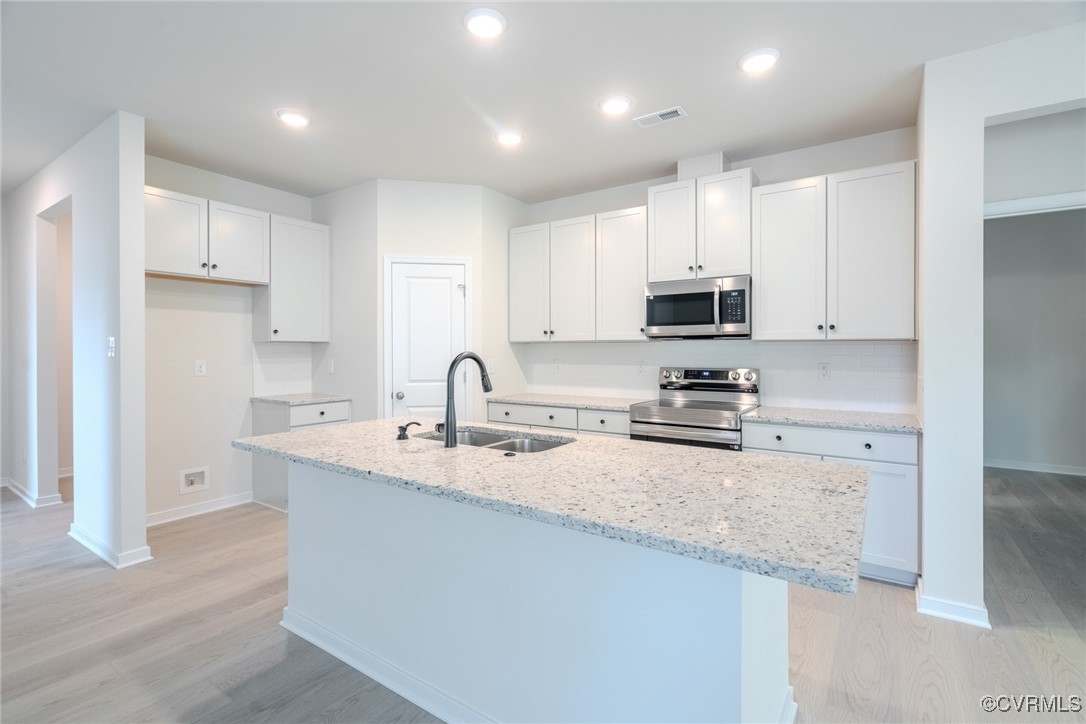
[281,463,798,723]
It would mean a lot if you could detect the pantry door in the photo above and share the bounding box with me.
[386,260,470,420]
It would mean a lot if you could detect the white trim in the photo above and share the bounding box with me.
[281,606,494,724]
[146,491,254,527]
[58,466,74,478]
[68,523,153,569]
[777,685,798,723]
[984,458,1086,477]
[253,499,288,514]
[382,255,474,420]
[984,191,1086,219]
[915,576,991,629]
[2,477,63,507]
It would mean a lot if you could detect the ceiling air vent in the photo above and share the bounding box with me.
[633,106,688,129]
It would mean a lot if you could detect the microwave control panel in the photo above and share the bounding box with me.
[722,289,747,324]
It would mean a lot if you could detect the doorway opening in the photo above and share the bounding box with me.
[56,211,74,503]
[982,108,1086,633]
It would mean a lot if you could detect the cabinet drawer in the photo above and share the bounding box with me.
[289,401,351,428]
[488,403,577,429]
[577,409,630,436]
[742,422,917,464]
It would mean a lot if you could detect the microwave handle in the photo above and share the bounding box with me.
[713,286,721,330]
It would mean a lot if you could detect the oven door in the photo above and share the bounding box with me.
[629,422,742,451]
[644,279,720,338]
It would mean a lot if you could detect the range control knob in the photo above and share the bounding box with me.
[663,370,672,379]
[744,372,755,381]
[674,369,684,379]
[730,371,741,381]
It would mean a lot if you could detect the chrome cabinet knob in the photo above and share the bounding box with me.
[395,391,405,400]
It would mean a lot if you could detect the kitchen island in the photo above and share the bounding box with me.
[234,417,869,723]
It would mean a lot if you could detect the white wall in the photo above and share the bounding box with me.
[521,127,920,412]
[2,111,149,566]
[984,210,1086,475]
[56,213,73,477]
[145,277,255,519]
[143,157,315,518]
[518,341,916,412]
[312,180,527,423]
[985,108,1086,203]
[917,22,1085,627]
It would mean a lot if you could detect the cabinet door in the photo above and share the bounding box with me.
[751,177,827,340]
[824,456,918,578]
[549,215,597,341]
[596,206,647,341]
[508,224,550,342]
[827,161,916,340]
[145,186,208,278]
[647,179,696,282]
[257,216,331,342]
[697,169,752,278]
[208,201,270,284]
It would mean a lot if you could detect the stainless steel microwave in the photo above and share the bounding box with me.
[644,275,751,339]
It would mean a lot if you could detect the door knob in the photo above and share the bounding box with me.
[395,391,405,400]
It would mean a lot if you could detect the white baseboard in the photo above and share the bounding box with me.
[2,477,63,507]
[778,685,798,723]
[68,523,153,569]
[58,466,74,478]
[915,576,991,629]
[984,458,1086,477]
[281,607,494,724]
[146,491,254,527]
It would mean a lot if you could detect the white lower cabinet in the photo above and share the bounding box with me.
[488,402,630,438]
[744,421,919,586]
[251,399,352,511]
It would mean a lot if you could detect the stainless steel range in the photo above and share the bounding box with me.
[629,367,760,451]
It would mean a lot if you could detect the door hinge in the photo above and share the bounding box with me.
[457,283,466,297]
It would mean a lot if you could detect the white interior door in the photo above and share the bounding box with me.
[389,262,468,420]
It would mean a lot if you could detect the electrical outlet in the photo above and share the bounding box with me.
[194,360,207,377]
[554,359,561,373]
[107,336,116,358]
[328,359,335,374]
[179,467,209,495]
[637,361,645,375]
[817,362,831,381]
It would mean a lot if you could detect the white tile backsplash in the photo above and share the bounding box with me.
[512,340,917,413]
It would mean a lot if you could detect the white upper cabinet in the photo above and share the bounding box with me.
[253,216,331,342]
[649,169,754,283]
[647,179,696,282]
[596,206,647,341]
[549,215,596,341]
[827,161,916,340]
[145,186,209,278]
[508,223,551,342]
[752,161,916,341]
[145,188,270,285]
[752,176,828,341]
[696,168,753,278]
[207,201,270,284]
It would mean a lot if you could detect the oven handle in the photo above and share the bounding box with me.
[713,285,721,331]
[630,422,740,445]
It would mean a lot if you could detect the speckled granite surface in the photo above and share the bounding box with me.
[234,416,869,594]
[486,392,650,412]
[251,393,352,406]
[743,406,921,434]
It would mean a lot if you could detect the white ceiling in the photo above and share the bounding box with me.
[3,2,1083,202]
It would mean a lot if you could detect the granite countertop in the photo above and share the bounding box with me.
[233,417,869,594]
[486,392,651,412]
[743,406,922,434]
[251,393,352,406]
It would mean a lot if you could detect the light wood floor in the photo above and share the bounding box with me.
[2,468,1083,723]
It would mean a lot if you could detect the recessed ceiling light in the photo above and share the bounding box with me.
[599,96,632,116]
[464,8,507,39]
[738,48,780,73]
[276,108,310,127]
[496,131,523,147]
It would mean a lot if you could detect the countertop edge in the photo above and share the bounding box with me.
[742,409,922,434]
[486,394,649,412]
[231,437,859,594]
[251,394,353,406]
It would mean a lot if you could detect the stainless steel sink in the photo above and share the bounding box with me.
[452,431,512,447]
[485,438,569,454]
